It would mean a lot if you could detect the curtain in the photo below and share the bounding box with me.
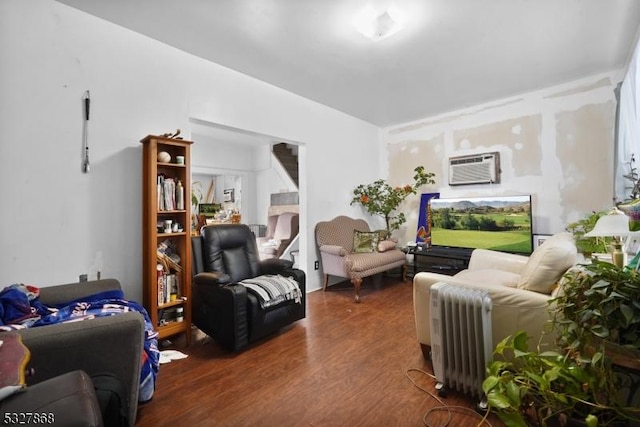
[615,40,640,202]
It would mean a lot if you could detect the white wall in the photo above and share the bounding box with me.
[0,0,380,298]
[191,134,261,224]
[382,72,623,246]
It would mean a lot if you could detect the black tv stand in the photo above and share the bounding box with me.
[406,245,472,276]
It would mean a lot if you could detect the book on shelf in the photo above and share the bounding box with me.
[158,306,185,326]
[156,264,165,306]
[157,270,180,305]
[157,174,180,211]
[164,178,175,210]
[157,239,182,271]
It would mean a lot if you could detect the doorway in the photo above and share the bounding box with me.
[188,119,307,271]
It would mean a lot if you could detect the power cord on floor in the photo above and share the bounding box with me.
[405,368,494,427]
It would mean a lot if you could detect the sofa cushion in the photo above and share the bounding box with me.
[319,245,348,256]
[352,231,379,253]
[373,229,390,241]
[316,216,371,253]
[455,268,520,288]
[377,240,397,252]
[517,232,577,294]
[346,250,406,273]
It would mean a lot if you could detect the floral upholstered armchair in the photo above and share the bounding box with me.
[315,215,407,302]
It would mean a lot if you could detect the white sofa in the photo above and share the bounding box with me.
[413,232,577,359]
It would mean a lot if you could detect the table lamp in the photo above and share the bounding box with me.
[584,207,636,268]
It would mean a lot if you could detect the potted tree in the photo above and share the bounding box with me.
[350,166,435,236]
[483,261,640,427]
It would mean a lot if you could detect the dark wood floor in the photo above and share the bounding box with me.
[135,275,502,427]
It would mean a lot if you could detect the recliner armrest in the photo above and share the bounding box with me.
[16,312,145,425]
[259,258,294,274]
[468,248,529,274]
[191,280,250,351]
[319,245,348,256]
[193,272,232,286]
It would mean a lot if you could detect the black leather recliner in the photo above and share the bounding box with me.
[191,224,306,352]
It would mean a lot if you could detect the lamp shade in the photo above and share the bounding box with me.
[584,207,635,237]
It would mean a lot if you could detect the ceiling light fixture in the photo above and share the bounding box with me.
[354,5,404,42]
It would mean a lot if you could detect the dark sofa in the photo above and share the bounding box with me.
[7,278,145,426]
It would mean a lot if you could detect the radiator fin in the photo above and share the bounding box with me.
[430,283,492,398]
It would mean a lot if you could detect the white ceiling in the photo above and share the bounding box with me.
[57,0,640,127]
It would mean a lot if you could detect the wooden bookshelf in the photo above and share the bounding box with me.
[141,135,193,345]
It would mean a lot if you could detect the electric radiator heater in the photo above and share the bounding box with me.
[429,282,493,400]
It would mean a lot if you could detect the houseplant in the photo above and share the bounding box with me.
[350,166,435,235]
[483,261,640,427]
[483,331,630,427]
[550,261,640,374]
[565,211,611,256]
[191,180,203,211]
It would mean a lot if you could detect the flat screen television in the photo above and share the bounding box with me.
[429,195,533,254]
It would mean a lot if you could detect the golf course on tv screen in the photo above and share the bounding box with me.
[429,195,533,254]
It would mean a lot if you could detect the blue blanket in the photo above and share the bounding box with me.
[0,285,159,403]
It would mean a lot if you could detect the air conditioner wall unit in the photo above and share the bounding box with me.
[449,152,500,186]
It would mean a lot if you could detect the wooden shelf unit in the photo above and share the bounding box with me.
[141,135,193,345]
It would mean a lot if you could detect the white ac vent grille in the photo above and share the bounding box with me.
[449,152,500,185]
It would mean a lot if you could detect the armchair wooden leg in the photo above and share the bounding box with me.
[401,264,407,282]
[323,274,329,291]
[351,277,362,303]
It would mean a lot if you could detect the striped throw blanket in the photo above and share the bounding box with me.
[238,275,302,309]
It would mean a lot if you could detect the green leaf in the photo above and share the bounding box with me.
[482,376,500,393]
[486,390,513,409]
[585,414,598,427]
[512,331,529,352]
[590,325,609,338]
[543,367,560,382]
[524,372,546,388]
[569,339,582,349]
[486,361,507,376]
[495,337,512,354]
[592,279,610,289]
[497,412,529,427]
[513,349,529,358]
[591,352,602,365]
[620,304,634,325]
[505,381,521,406]
[539,351,563,358]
